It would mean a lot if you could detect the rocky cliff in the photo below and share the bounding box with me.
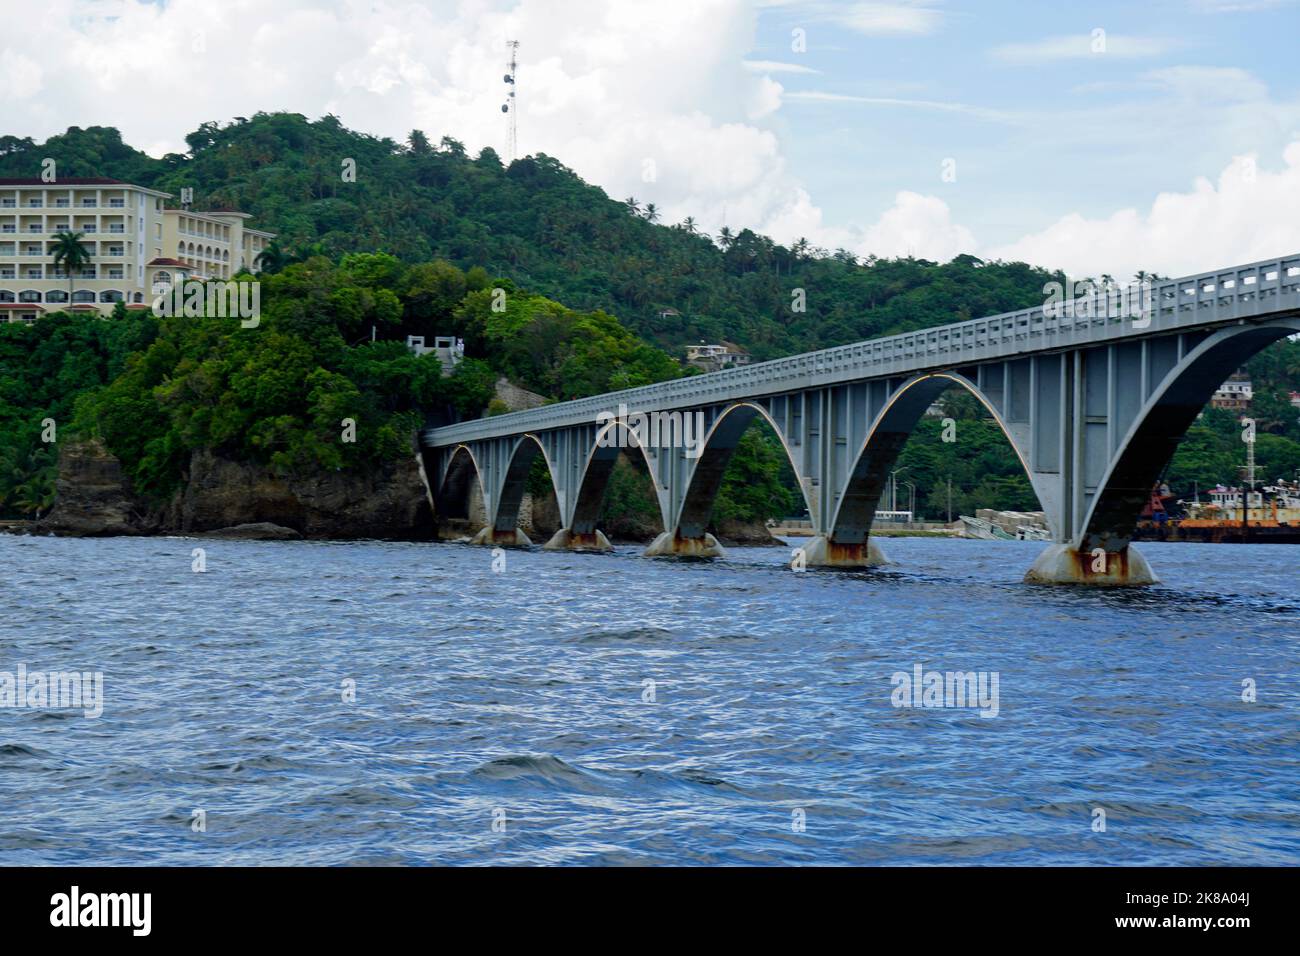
[38,437,576,542]
[40,439,169,536]
[40,438,438,540]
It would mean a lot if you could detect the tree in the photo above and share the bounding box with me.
[407,129,431,155]
[254,241,290,274]
[644,203,659,223]
[50,231,92,305]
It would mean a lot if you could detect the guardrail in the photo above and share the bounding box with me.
[425,254,1300,446]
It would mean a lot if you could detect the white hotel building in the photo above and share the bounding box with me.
[0,178,275,323]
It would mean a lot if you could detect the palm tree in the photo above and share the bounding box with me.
[624,196,641,216]
[254,240,289,274]
[0,446,56,518]
[644,203,659,223]
[407,129,431,155]
[50,231,91,308]
[717,226,735,250]
[681,216,697,234]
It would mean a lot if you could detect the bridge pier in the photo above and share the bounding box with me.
[1024,543,1158,586]
[542,528,614,553]
[643,531,725,559]
[469,527,533,549]
[796,535,890,568]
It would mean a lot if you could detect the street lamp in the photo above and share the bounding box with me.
[889,467,909,514]
[902,480,917,525]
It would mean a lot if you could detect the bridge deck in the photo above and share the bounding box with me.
[424,254,1300,446]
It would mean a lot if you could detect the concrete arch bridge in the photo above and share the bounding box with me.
[421,254,1300,585]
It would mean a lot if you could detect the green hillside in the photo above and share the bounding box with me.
[2,113,1298,526]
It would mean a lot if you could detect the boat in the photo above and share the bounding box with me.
[1132,479,1300,543]
[960,515,1016,540]
[1014,525,1050,541]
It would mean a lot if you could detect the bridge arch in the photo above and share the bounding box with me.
[568,420,666,535]
[828,372,1038,543]
[491,433,560,534]
[674,401,813,540]
[1080,318,1300,551]
[434,444,485,522]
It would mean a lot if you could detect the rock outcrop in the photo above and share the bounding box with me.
[40,439,166,536]
[711,518,781,547]
[179,449,433,539]
[40,438,436,541]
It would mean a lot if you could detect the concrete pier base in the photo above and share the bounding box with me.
[469,526,533,549]
[796,535,890,568]
[1024,543,1159,586]
[643,531,725,559]
[542,529,614,553]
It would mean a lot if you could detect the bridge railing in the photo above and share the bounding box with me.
[426,254,1300,446]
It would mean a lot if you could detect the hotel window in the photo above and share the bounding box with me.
[27,199,42,207]
[71,290,95,303]
[19,290,41,302]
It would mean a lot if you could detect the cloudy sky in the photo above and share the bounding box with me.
[3,0,1299,279]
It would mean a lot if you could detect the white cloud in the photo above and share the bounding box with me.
[760,187,974,262]
[991,33,1175,63]
[4,0,1297,292]
[859,191,976,260]
[0,49,43,100]
[785,90,1014,123]
[986,142,1300,279]
[0,0,809,243]
[1192,0,1293,11]
[742,59,819,74]
[833,1,945,36]
[1143,65,1268,102]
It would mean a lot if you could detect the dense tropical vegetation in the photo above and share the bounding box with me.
[1,113,1298,525]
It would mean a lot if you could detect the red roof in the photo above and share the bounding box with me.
[147,257,190,267]
[0,303,44,310]
[125,303,151,310]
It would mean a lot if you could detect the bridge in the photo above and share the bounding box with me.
[421,254,1300,585]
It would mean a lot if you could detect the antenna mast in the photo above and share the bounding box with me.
[502,40,519,161]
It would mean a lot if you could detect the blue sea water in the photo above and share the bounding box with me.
[0,533,1296,865]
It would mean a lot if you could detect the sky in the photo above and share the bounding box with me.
[2,0,1299,280]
